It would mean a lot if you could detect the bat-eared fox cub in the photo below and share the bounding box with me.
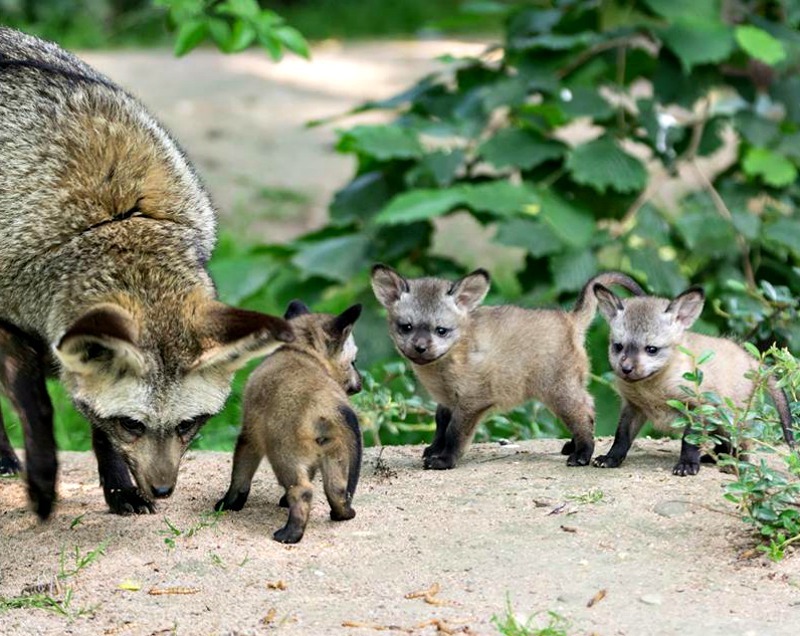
[216,301,363,544]
[593,284,795,475]
[0,27,294,519]
[371,264,644,469]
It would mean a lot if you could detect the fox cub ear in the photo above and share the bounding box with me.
[666,287,705,329]
[56,304,146,377]
[326,304,362,343]
[593,283,624,322]
[192,304,295,372]
[371,264,409,308]
[284,300,312,320]
[448,269,490,312]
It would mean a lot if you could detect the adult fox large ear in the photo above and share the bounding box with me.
[448,269,490,312]
[56,304,146,377]
[371,264,409,308]
[192,304,295,372]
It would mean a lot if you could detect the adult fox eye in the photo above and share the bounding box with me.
[118,417,145,436]
[398,322,413,334]
[645,346,659,355]
[612,342,624,353]
[435,327,450,337]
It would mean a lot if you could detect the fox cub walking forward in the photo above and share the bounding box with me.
[371,265,644,469]
[216,301,363,544]
[593,285,795,475]
[0,28,293,519]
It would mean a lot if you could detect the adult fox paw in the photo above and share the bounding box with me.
[672,460,700,477]
[592,454,623,468]
[106,487,155,515]
[423,454,456,470]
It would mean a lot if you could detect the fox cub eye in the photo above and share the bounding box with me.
[435,327,450,337]
[176,420,195,437]
[118,417,145,436]
[645,346,659,355]
[398,322,413,334]
[612,342,624,353]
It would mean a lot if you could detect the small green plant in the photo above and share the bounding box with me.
[566,488,605,505]
[0,541,107,617]
[492,598,570,636]
[669,345,800,561]
[161,512,224,549]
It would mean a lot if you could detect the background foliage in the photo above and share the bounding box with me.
[1,0,799,454]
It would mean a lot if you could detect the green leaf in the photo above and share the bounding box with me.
[479,129,565,170]
[207,18,232,51]
[374,188,464,225]
[559,86,614,121]
[742,147,798,187]
[763,218,800,257]
[643,0,720,22]
[174,19,209,57]
[549,249,598,293]
[291,235,371,283]
[406,150,465,187]
[227,19,257,52]
[494,217,562,257]
[661,19,735,73]
[628,247,687,296]
[216,0,260,20]
[273,25,310,59]
[336,125,424,161]
[462,182,538,216]
[536,189,594,248]
[734,111,780,147]
[329,171,391,225]
[566,136,647,194]
[735,25,787,66]
[209,255,279,304]
[512,32,600,51]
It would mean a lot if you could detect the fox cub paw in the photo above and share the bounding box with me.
[672,460,700,477]
[273,525,304,544]
[106,488,156,515]
[423,454,456,470]
[330,506,356,522]
[592,454,623,468]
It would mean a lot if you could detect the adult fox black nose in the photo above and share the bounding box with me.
[414,344,427,354]
[151,485,174,498]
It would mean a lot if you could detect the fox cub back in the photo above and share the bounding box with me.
[215,301,363,543]
[593,285,795,475]
[371,264,644,469]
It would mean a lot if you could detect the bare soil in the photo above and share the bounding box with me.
[1,440,798,635]
[1,43,798,636]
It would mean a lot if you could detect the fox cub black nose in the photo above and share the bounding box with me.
[414,344,427,354]
[151,485,174,498]
[621,364,634,375]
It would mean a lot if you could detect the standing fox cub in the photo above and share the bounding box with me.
[0,28,294,519]
[371,265,644,469]
[593,285,796,475]
[216,301,363,544]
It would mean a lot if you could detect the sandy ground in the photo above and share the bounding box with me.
[1,439,798,636]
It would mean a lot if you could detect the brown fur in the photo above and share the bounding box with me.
[594,285,795,475]
[215,303,363,543]
[371,265,644,469]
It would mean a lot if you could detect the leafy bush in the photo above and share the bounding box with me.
[669,344,800,560]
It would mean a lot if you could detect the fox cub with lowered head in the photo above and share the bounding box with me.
[0,27,293,519]
[593,284,795,475]
[371,265,644,469]
[215,301,363,544]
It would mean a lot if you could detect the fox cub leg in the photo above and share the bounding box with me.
[549,382,595,467]
[423,407,488,470]
[274,478,314,544]
[321,454,356,521]
[422,405,451,462]
[215,434,263,512]
[593,404,646,469]
[0,407,22,475]
[0,322,57,519]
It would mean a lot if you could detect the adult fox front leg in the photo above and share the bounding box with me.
[0,27,295,519]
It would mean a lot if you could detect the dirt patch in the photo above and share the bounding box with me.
[1,439,798,635]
